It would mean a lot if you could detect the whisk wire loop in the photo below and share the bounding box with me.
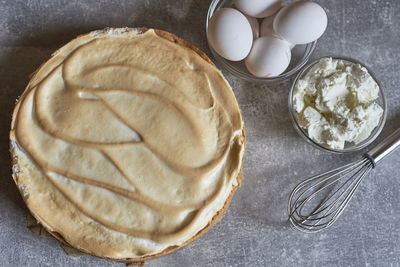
[288,158,372,233]
[288,128,400,233]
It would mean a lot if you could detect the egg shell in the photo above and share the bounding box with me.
[260,14,295,49]
[245,36,291,77]
[273,0,327,45]
[208,8,253,61]
[234,0,281,18]
[245,14,260,40]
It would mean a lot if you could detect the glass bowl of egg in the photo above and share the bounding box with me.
[288,56,387,153]
[206,0,327,82]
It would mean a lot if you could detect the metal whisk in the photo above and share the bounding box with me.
[288,128,400,233]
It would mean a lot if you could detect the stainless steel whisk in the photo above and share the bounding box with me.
[288,128,400,233]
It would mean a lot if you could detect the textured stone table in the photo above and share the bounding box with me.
[1,0,399,266]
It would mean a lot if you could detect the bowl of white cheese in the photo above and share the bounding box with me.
[289,56,387,153]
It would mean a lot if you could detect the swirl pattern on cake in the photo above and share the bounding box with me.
[10,28,245,259]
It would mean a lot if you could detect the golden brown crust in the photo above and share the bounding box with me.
[10,27,245,264]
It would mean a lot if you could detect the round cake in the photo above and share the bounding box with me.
[9,28,245,262]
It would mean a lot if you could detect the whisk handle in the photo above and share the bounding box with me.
[367,128,400,164]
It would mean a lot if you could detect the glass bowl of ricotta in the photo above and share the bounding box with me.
[206,0,317,82]
[289,56,387,153]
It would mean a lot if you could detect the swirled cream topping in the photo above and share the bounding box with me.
[10,29,245,259]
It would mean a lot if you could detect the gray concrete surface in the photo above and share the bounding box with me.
[0,0,399,266]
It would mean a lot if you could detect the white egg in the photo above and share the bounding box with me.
[208,8,253,61]
[234,0,281,18]
[273,1,328,45]
[245,15,260,40]
[260,14,295,49]
[245,36,291,77]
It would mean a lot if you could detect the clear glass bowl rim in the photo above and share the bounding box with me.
[206,0,317,82]
[288,55,388,154]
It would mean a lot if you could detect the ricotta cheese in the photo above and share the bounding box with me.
[293,57,383,149]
